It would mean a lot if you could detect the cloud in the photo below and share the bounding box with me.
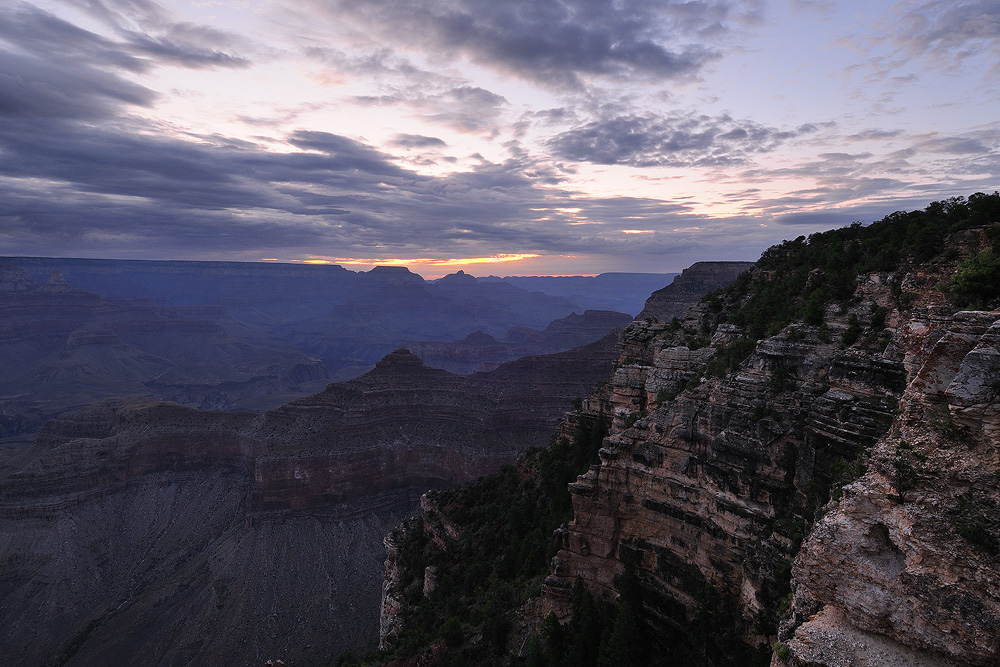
[284,131,414,177]
[353,84,509,132]
[914,133,993,155]
[547,113,815,168]
[0,50,156,120]
[391,134,448,149]
[846,129,904,141]
[0,5,159,121]
[122,26,251,69]
[0,3,148,72]
[890,0,1000,67]
[295,0,754,88]
[54,0,254,70]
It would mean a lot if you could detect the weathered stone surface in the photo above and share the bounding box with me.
[546,313,904,641]
[782,311,1000,666]
[541,245,999,667]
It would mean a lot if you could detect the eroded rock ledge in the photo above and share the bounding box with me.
[546,292,998,665]
[780,312,1000,666]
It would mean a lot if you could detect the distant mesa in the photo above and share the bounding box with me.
[365,265,423,284]
[373,348,426,370]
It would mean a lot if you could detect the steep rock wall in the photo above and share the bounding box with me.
[547,264,999,664]
[546,312,904,638]
[779,311,1000,666]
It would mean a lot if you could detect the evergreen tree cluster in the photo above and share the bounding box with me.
[372,415,608,666]
[703,192,1000,374]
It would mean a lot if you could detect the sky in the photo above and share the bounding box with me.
[1,0,998,277]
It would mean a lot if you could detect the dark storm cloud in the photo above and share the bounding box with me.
[548,113,815,168]
[304,0,748,88]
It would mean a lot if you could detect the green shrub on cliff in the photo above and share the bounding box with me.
[709,192,1000,371]
[950,247,1000,308]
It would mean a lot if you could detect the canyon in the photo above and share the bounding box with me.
[0,258,741,666]
[0,258,656,435]
[0,336,620,666]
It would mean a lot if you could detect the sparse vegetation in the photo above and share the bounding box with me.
[954,487,996,554]
[773,641,790,661]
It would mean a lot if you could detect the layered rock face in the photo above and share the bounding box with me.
[545,255,999,664]
[546,311,904,633]
[780,311,1000,666]
[0,339,617,666]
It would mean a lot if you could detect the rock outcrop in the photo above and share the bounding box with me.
[779,311,1000,666]
[545,309,905,637]
[637,261,754,322]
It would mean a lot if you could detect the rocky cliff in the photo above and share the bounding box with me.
[375,194,1000,667]
[637,261,754,322]
[778,309,1000,666]
[0,336,618,667]
[543,213,1000,664]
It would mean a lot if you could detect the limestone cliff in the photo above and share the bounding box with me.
[778,310,1000,666]
[637,261,754,322]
